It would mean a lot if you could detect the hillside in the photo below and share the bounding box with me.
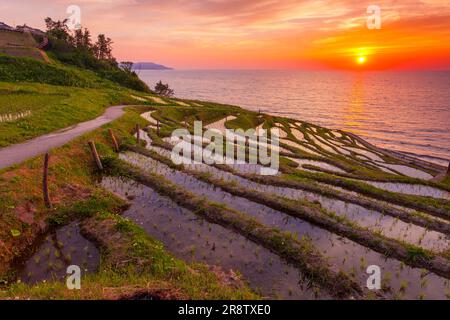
[0,30,48,61]
[0,19,151,92]
[0,54,113,88]
[0,20,159,147]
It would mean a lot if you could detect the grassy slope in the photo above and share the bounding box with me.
[0,82,142,147]
[442,175,450,187]
[0,106,257,299]
[0,53,120,88]
[0,48,45,61]
[0,53,156,147]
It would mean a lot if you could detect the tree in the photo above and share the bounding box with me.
[41,17,150,92]
[74,29,84,48]
[73,28,93,52]
[82,28,92,49]
[154,81,174,97]
[94,34,114,60]
[120,61,134,73]
[44,17,72,42]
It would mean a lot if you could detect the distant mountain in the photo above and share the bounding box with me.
[132,62,172,70]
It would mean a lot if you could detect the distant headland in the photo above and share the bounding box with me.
[132,62,173,70]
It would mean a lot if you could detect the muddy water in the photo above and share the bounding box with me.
[102,176,326,299]
[140,111,159,126]
[281,139,321,156]
[120,151,449,299]
[204,116,237,133]
[344,147,385,162]
[143,140,447,252]
[373,163,434,180]
[157,136,283,175]
[308,135,338,155]
[362,181,450,200]
[18,222,99,285]
[185,163,449,253]
[290,128,305,141]
[288,158,346,174]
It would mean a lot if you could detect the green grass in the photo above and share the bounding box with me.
[0,54,115,88]
[226,112,262,131]
[0,47,45,61]
[442,175,450,187]
[0,82,150,147]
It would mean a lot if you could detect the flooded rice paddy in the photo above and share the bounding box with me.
[287,158,346,174]
[373,163,434,180]
[17,222,99,285]
[117,146,449,299]
[184,163,448,253]
[102,176,326,299]
[6,102,449,300]
[361,181,450,200]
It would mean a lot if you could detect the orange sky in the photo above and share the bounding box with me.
[2,0,450,70]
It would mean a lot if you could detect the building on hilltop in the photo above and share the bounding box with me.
[0,22,14,31]
[15,24,46,37]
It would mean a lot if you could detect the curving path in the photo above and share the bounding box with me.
[0,105,126,170]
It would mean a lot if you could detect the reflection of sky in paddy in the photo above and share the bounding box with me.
[102,176,326,300]
[118,151,449,299]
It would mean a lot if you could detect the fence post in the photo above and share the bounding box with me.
[157,120,160,136]
[136,124,140,145]
[108,128,119,152]
[88,141,103,171]
[43,153,52,209]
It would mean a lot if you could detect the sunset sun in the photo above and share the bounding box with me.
[357,56,366,64]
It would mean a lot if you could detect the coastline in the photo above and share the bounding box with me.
[137,69,450,165]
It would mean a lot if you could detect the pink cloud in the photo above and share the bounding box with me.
[1,0,449,69]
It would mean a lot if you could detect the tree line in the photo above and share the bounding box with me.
[43,17,148,92]
[43,18,174,96]
[45,18,115,63]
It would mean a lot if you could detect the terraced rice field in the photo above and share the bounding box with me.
[107,107,449,298]
[20,104,449,299]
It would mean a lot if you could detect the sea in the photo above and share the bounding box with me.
[138,70,450,166]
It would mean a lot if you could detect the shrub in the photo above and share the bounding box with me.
[154,81,174,97]
[0,54,99,88]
